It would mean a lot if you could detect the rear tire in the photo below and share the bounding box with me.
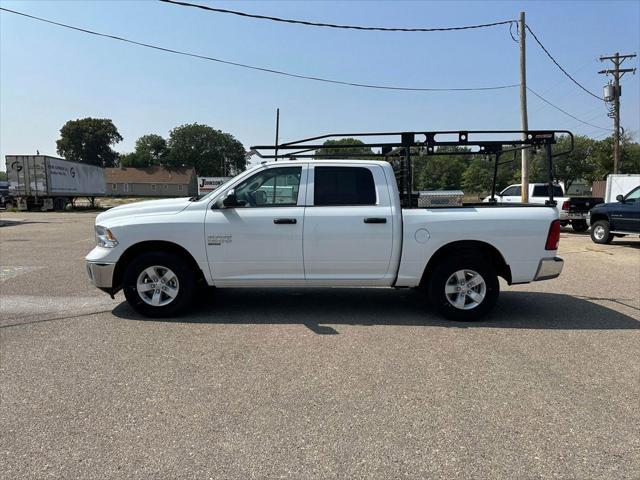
[427,255,499,321]
[590,220,613,244]
[123,251,195,317]
[571,220,588,232]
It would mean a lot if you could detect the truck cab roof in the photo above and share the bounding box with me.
[260,159,392,168]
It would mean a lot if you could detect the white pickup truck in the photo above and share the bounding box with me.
[86,159,564,321]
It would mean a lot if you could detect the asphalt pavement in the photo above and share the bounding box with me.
[1,211,639,479]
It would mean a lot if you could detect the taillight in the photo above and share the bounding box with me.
[561,200,570,211]
[545,220,560,250]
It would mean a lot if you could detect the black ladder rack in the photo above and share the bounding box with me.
[251,130,574,208]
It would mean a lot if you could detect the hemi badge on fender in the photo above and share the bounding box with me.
[208,235,232,246]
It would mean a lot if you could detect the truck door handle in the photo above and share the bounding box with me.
[364,217,387,224]
[273,218,297,224]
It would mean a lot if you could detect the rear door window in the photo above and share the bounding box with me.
[314,167,376,206]
[533,185,564,197]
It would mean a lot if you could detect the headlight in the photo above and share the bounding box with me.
[95,225,118,248]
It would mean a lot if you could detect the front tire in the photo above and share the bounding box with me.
[427,255,499,321]
[590,220,613,244]
[571,220,589,232]
[123,251,195,317]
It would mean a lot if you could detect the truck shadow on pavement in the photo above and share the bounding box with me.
[561,230,640,248]
[0,219,51,228]
[607,241,640,248]
[112,288,639,334]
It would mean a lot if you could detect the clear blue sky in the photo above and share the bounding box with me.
[1,0,638,169]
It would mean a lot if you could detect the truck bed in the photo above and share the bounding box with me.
[406,202,556,209]
[564,197,603,213]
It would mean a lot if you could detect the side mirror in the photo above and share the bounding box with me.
[616,194,625,203]
[255,190,267,205]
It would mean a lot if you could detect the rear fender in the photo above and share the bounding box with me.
[419,240,512,286]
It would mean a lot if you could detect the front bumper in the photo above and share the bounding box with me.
[534,257,564,281]
[86,261,116,289]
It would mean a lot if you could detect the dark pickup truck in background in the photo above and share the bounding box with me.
[590,186,640,244]
[560,196,604,232]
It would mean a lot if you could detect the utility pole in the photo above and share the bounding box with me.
[519,11,530,203]
[598,53,636,174]
[274,108,280,162]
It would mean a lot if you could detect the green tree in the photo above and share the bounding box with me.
[461,155,520,195]
[413,146,472,191]
[118,152,143,168]
[56,118,122,167]
[166,123,245,176]
[314,138,374,159]
[588,133,640,181]
[120,134,168,167]
[529,135,598,190]
[0,171,7,181]
[623,142,640,173]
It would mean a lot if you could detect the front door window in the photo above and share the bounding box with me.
[233,167,301,207]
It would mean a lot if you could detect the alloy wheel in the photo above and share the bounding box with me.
[136,265,180,307]
[444,269,487,310]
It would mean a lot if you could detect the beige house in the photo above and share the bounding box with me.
[106,166,197,197]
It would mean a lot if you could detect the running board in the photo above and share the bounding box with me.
[610,230,640,235]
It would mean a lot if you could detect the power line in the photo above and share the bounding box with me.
[580,128,612,140]
[592,131,613,140]
[161,1,606,106]
[526,59,598,116]
[525,25,602,101]
[564,111,613,132]
[0,7,519,93]
[159,0,516,33]
[527,87,610,130]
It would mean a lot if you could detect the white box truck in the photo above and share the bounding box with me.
[604,174,640,202]
[5,155,106,211]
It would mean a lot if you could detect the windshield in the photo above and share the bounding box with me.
[625,186,640,202]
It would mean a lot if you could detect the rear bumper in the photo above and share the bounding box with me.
[560,210,589,222]
[86,261,116,289]
[534,257,564,281]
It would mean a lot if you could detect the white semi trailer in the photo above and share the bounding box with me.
[5,155,106,211]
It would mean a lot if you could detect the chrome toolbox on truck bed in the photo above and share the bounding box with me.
[418,191,464,207]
